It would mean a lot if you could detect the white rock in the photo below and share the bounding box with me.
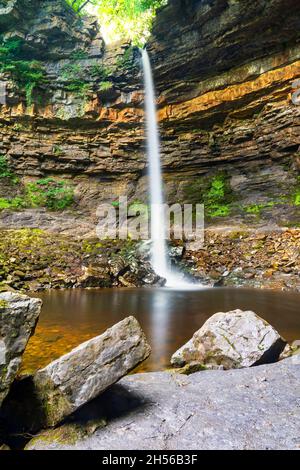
[0,292,41,406]
[171,309,286,370]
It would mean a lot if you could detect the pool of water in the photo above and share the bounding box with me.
[22,287,300,374]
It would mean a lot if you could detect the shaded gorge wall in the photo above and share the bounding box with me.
[0,0,299,231]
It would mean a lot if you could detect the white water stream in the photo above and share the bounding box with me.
[142,49,196,288]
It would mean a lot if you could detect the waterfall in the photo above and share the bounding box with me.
[142,49,196,288]
[141,48,168,279]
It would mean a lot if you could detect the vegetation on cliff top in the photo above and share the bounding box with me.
[66,0,167,45]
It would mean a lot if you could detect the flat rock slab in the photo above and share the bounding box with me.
[3,316,151,431]
[26,360,300,450]
[0,292,41,407]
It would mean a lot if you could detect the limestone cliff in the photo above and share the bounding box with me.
[0,0,299,233]
[148,0,300,227]
[0,0,299,291]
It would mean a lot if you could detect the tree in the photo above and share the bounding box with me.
[65,0,167,45]
[66,0,97,13]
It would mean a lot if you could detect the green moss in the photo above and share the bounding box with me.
[0,299,8,308]
[184,173,234,219]
[174,363,208,375]
[243,201,276,216]
[53,145,63,156]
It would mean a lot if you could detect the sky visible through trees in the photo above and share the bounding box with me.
[65,0,167,45]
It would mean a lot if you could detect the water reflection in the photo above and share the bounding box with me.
[22,287,300,374]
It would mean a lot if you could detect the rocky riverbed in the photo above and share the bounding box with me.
[0,226,299,292]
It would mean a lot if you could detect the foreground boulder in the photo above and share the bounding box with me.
[0,292,41,407]
[2,316,151,432]
[171,309,286,370]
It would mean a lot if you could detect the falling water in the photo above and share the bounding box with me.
[141,48,168,279]
[142,49,200,289]
[142,48,196,288]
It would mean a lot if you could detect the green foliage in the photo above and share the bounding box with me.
[70,49,89,60]
[97,0,167,45]
[116,46,134,70]
[99,81,113,91]
[0,37,46,106]
[0,155,19,184]
[65,0,167,45]
[0,197,26,210]
[205,175,232,218]
[60,62,90,95]
[294,191,300,206]
[89,64,112,80]
[25,178,74,210]
[0,178,74,212]
[184,173,233,219]
[65,0,98,13]
[293,177,300,206]
[0,155,13,179]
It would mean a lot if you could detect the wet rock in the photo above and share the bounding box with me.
[2,316,151,432]
[169,246,185,261]
[0,292,41,407]
[171,309,286,370]
[77,265,111,288]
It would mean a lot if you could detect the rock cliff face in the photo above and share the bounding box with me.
[148,0,300,227]
[0,0,299,289]
[0,0,299,232]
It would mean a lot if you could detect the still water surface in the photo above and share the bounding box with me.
[22,287,300,373]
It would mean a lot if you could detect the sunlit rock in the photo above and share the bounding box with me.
[171,309,287,370]
[24,362,300,450]
[0,292,41,407]
[2,316,151,432]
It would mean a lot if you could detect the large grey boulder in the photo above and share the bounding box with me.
[171,309,286,370]
[2,316,151,431]
[25,361,300,450]
[0,292,41,407]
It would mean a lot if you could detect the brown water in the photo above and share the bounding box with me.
[22,287,300,374]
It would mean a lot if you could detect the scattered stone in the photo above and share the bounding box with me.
[171,309,286,370]
[2,316,151,432]
[0,292,41,407]
[279,343,294,361]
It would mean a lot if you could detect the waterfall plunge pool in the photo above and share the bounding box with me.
[22,287,300,374]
